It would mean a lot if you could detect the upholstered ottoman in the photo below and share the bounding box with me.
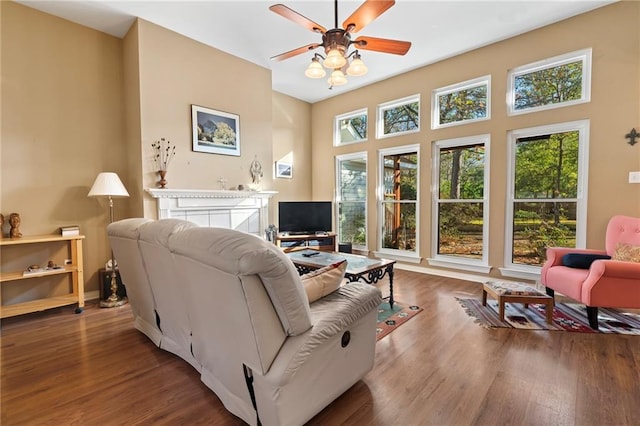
[482,280,554,324]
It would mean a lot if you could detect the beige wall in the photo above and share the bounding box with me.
[271,91,313,222]
[0,4,308,301]
[130,19,275,218]
[1,2,127,297]
[310,1,640,275]
[122,20,144,218]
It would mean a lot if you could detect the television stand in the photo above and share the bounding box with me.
[275,233,336,253]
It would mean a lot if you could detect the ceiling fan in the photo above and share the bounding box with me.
[269,0,412,88]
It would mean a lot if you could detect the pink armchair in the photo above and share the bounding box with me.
[541,215,640,330]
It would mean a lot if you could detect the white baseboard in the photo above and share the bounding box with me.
[84,290,100,301]
[394,263,537,285]
[394,263,487,283]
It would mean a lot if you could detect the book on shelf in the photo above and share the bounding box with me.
[60,225,80,236]
[23,266,64,277]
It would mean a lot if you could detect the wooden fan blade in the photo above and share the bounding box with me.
[343,0,395,33]
[353,36,411,55]
[271,43,320,61]
[269,4,327,34]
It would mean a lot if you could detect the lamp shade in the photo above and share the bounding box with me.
[328,69,347,86]
[323,48,347,69]
[347,56,368,76]
[305,58,326,78]
[88,172,129,198]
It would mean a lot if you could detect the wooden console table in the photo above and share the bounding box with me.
[0,234,85,318]
[275,233,336,252]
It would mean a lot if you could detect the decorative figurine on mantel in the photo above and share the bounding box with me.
[218,177,228,190]
[0,213,4,238]
[9,213,22,238]
[151,137,176,189]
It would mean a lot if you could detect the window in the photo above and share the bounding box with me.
[334,108,367,146]
[432,76,491,129]
[376,95,420,139]
[507,48,592,115]
[503,120,589,277]
[336,153,367,248]
[431,135,490,272]
[378,145,419,258]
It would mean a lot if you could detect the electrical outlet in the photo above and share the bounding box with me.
[64,259,72,265]
[629,171,640,184]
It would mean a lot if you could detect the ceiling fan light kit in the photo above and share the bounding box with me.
[346,52,368,76]
[328,69,348,86]
[324,47,348,69]
[270,0,411,89]
[304,56,327,78]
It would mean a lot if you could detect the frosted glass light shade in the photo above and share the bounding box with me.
[88,172,130,198]
[305,58,326,78]
[328,69,347,86]
[323,48,347,69]
[347,57,368,76]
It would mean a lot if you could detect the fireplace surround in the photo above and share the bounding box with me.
[145,188,277,237]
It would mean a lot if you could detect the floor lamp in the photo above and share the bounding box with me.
[88,172,130,308]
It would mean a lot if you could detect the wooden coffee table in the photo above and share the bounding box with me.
[287,250,396,308]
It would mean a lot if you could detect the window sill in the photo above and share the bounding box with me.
[373,251,422,264]
[427,258,492,274]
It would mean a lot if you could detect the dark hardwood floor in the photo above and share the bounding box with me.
[2,270,640,425]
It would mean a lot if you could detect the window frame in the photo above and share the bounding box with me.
[375,144,421,262]
[334,108,368,147]
[335,151,368,251]
[376,94,420,140]
[431,76,491,129]
[502,119,590,280]
[506,48,592,116]
[429,134,491,273]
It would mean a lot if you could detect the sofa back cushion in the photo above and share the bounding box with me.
[107,218,160,344]
[168,227,312,336]
[606,215,640,257]
[138,219,198,364]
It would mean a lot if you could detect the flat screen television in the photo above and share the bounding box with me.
[278,201,332,234]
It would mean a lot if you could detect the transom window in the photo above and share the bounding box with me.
[334,108,367,146]
[432,76,491,129]
[504,120,589,277]
[507,48,592,115]
[378,145,419,257]
[431,135,490,271]
[376,95,420,139]
[335,152,367,249]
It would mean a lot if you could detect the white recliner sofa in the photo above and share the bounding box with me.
[107,218,382,426]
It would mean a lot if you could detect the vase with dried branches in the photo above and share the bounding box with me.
[151,138,176,188]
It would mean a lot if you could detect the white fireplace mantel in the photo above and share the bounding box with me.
[146,188,277,237]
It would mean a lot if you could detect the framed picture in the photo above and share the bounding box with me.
[275,161,292,178]
[191,104,240,156]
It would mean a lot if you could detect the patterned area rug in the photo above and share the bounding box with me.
[457,297,640,334]
[377,300,423,340]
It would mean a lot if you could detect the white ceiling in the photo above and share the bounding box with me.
[17,0,615,103]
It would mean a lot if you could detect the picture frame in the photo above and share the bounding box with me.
[275,161,293,179]
[191,104,240,156]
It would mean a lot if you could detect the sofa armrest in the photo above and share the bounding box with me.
[541,247,608,286]
[308,283,382,336]
[282,283,382,376]
[545,247,608,267]
[587,259,640,280]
